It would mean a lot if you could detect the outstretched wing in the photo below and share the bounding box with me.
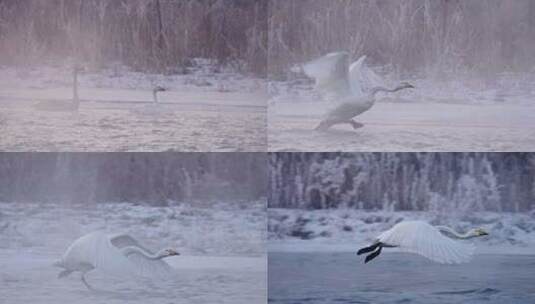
[378,222,475,264]
[349,55,384,96]
[109,233,172,277]
[302,52,351,99]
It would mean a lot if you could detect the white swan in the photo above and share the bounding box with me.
[298,52,414,130]
[315,82,414,130]
[34,66,84,111]
[152,86,166,103]
[357,221,488,264]
[53,231,179,289]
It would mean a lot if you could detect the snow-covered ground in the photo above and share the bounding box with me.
[268,208,535,255]
[0,201,266,303]
[268,73,535,151]
[0,62,267,151]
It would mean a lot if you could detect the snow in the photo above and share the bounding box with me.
[268,208,535,255]
[268,73,535,151]
[0,62,267,152]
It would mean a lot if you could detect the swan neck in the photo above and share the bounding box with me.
[121,246,162,260]
[436,226,473,239]
[370,85,408,97]
[73,70,79,106]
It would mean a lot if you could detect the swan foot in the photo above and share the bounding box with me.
[348,120,363,129]
[364,245,382,263]
[357,242,381,255]
[81,273,95,291]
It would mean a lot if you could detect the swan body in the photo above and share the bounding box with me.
[54,231,179,289]
[315,82,414,130]
[34,66,84,111]
[357,221,488,264]
[299,52,414,130]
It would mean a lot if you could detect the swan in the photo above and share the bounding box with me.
[152,86,166,103]
[34,65,84,111]
[357,221,488,264]
[315,82,414,130]
[297,52,414,130]
[53,231,179,289]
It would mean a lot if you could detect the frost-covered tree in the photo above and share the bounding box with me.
[269,153,535,212]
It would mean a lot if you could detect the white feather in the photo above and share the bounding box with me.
[57,231,173,279]
[377,221,475,264]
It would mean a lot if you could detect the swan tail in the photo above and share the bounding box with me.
[364,245,382,263]
[357,242,381,255]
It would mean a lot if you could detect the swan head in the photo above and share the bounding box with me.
[472,228,489,237]
[153,86,167,93]
[159,248,180,258]
[398,82,415,90]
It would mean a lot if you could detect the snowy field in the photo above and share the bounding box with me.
[268,208,535,255]
[0,63,266,152]
[0,201,266,303]
[268,74,535,152]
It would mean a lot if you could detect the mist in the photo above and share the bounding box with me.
[0,152,266,204]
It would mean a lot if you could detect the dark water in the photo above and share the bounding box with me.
[268,252,535,304]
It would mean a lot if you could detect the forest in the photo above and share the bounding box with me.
[0,153,267,204]
[269,153,535,212]
[268,0,535,78]
[0,0,267,75]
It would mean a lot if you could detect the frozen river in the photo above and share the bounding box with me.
[268,252,535,304]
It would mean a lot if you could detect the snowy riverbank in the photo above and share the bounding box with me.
[268,208,535,255]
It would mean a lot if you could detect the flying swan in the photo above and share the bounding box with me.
[357,221,488,264]
[298,52,415,130]
[53,231,179,289]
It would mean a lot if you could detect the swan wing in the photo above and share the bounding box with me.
[378,221,475,264]
[81,232,137,277]
[302,52,351,98]
[109,233,172,277]
[349,55,384,96]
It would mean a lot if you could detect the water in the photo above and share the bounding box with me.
[268,252,535,304]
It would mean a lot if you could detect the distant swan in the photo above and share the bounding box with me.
[357,221,488,264]
[53,231,179,289]
[34,66,84,111]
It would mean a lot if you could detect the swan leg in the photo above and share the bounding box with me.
[81,273,95,291]
[348,120,363,129]
[315,120,335,131]
[357,242,381,255]
[364,245,382,264]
